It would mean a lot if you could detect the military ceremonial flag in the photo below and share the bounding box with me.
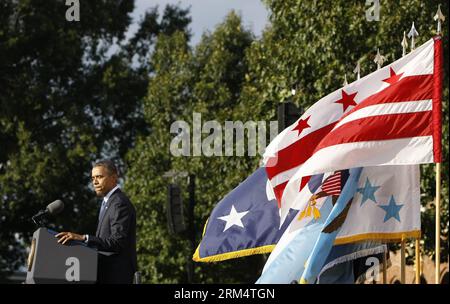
[192,168,297,262]
[193,166,391,275]
[257,165,420,284]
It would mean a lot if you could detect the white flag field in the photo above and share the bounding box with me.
[335,165,421,244]
[260,165,420,282]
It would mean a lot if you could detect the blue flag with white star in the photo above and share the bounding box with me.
[193,167,298,262]
[193,166,380,270]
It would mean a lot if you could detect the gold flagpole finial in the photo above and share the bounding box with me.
[374,48,386,70]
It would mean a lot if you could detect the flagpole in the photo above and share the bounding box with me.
[382,250,387,284]
[435,162,441,284]
[433,6,444,285]
[396,33,410,285]
[400,237,406,283]
[353,60,361,81]
[415,238,421,284]
[401,32,408,57]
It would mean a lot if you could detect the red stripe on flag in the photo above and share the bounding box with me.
[273,181,288,208]
[265,123,337,179]
[299,175,311,192]
[323,183,340,188]
[322,172,342,195]
[326,184,341,191]
[325,190,341,195]
[432,36,442,162]
[271,174,311,207]
[324,176,340,182]
[315,111,432,151]
[341,75,433,121]
[325,183,341,186]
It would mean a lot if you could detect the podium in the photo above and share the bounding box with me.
[25,228,98,284]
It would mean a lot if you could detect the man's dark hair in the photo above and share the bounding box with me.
[93,159,119,177]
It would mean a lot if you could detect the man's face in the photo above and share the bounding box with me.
[91,166,117,197]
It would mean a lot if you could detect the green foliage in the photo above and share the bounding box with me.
[0,0,191,280]
[125,12,263,283]
[125,31,193,283]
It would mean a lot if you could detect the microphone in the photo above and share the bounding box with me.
[32,200,64,226]
[46,200,64,215]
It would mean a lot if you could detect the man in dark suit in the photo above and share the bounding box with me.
[56,160,137,284]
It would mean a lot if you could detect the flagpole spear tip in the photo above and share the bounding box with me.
[343,74,348,86]
[434,4,445,35]
[374,48,386,70]
[408,22,419,50]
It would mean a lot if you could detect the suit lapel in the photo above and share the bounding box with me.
[96,188,121,236]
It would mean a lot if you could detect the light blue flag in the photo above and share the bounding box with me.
[300,167,363,284]
[256,196,334,283]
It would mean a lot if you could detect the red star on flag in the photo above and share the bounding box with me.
[382,67,404,85]
[292,116,311,136]
[334,90,358,112]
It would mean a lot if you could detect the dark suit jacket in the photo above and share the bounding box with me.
[87,188,137,284]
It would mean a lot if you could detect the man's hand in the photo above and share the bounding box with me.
[55,232,85,245]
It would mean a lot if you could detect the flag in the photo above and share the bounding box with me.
[256,167,359,284]
[192,167,297,262]
[335,165,420,244]
[317,241,388,284]
[321,171,344,195]
[257,165,420,284]
[299,167,363,284]
[263,37,442,224]
[255,197,331,283]
[193,166,363,267]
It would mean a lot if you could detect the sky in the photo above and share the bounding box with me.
[129,0,270,45]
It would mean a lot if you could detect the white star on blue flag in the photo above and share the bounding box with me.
[218,205,249,232]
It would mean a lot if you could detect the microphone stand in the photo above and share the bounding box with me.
[31,211,47,228]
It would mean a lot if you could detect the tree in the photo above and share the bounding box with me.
[125,12,262,283]
[0,0,191,280]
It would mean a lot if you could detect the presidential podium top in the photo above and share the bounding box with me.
[26,228,98,284]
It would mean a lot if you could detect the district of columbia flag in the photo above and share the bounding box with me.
[263,37,442,224]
